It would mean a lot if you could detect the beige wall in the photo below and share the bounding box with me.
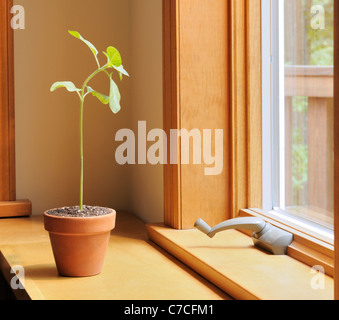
[129,0,164,223]
[14,0,163,222]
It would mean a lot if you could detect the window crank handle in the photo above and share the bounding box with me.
[194,217,293,255]
[195,217,266,238]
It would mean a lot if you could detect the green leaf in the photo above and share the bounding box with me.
[109,75,121,114]
[103,47,129,80]
[50,81,81,93]
[68,30,98,59]
[113,64,130,80]
[104,46,122,67]
[87,86,109,105]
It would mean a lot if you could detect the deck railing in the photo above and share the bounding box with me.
[284,65,334,226]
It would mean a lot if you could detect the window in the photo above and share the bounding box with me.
[150,0,339,299]
[262,0,334,241]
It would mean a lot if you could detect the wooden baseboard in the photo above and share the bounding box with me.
[0,200,32,218]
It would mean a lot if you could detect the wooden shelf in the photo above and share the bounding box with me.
[0,212,230,300]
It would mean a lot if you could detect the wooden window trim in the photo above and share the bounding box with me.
[0,0,31,217]
[334,0,339,301]
[163,0,262,227]
[163,0,231,229]
[157,0,339,299]
[230,0,262,217]
[163,0,181,229]
[163,0,262,233]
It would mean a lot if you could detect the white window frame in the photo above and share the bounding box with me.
[261,0,334,242]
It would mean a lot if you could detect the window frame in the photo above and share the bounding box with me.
[235,0,336,279]
[161,0,339,298]
[246,0,336,277]
[333,0,339,299]
[0,0,16,203]
[163,0,232,229]
[262,0,290,212]
[163,0,263,229]
[262,0,335,241]
[0,0,31,218]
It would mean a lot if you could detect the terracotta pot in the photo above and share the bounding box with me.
[44,208,116,277]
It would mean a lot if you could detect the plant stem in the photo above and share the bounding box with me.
[80,96,84,210]
[79,66,108,210]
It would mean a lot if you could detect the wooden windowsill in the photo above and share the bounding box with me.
[240,209,334,277]
[0,200,32,218]
[0,212,230,300]
[146,223,334,300]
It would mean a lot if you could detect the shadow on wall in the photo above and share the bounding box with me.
[14,0,163,223]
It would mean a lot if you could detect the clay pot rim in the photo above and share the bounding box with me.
[44,207,117,234]
[43,207,116,221]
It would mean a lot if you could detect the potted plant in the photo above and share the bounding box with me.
[44,31,129,277]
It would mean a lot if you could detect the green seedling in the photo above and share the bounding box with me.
[50,30,129,210]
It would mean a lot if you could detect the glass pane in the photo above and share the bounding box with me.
[278,0,334,229]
